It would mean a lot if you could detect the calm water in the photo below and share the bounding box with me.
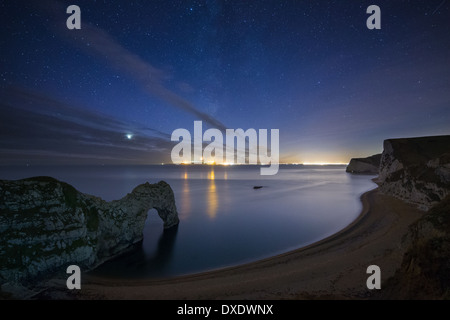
[0,165,376,279]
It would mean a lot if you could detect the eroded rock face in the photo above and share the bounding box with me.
[377,136,450,210]
[380,196,450,299]
[346,154,381,174]
[0,177,179,287]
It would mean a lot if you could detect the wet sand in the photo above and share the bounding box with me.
[77,189,423,299]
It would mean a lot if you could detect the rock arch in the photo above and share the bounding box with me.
[0,177,179,289]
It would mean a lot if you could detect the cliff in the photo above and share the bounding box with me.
[346,154,381,174]
[381,195,450,299]
[0,177,179,290]
[374,135,450,298]
[377,135,450,210]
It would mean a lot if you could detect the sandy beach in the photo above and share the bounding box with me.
[69,188,423,300]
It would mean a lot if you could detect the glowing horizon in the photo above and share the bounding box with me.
[173,161,349,166]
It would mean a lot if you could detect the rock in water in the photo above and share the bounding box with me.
[377,135,450,210]
[346,154,381,174]
[0,176,179,287]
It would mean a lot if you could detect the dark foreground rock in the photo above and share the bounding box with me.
[346,154,382,174]
[0,177,179,294]
[380,195,450,299]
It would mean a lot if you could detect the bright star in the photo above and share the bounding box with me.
[126,134,133,140]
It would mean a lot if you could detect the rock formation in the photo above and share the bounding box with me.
[374,135,450,298]
[0,177,179,288]
[381,195,450,299]
[377,135,450,210]
[346,154,381,174]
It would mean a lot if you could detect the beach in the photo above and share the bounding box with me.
[73,188,423,300]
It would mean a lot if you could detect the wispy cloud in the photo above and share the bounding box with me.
[0,86,174,164]
[39,0,227,131]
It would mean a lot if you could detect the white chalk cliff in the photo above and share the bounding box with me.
[377,136,450,210]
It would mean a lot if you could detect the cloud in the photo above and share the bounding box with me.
[39,0,227,131]
[0,86,174,164]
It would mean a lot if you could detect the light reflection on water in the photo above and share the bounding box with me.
[179,177,191,221]
[0,165,376,279]
[207,167,218,220]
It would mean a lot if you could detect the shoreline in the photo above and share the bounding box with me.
[56,188,423,299]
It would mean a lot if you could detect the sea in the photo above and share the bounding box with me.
[0,164,377,279]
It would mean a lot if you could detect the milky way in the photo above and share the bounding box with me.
[1,0,449,165]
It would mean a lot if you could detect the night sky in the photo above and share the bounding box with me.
[1,0,449,165]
